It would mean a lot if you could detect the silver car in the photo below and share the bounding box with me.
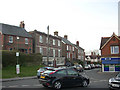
[108,73,120,89]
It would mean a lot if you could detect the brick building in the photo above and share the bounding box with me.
[0,21,33,53]
[100,33,120,72]
[29,30,65,66]
[60,35,85,65]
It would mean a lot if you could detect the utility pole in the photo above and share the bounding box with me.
[47,25,49,66]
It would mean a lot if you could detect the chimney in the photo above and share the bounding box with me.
[54,31,58,36]
[64,35,68,39]
[20,21,25,28]
[76,41,79,46]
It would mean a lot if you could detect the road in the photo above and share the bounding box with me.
[2,68,119,90]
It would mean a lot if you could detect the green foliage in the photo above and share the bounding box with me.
[2,51,42,67]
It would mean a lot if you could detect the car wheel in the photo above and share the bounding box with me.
[53,81,62,90]
[82,80,88,87]
[42,84,48,87]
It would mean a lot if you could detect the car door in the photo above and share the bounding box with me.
[66,69,79,86]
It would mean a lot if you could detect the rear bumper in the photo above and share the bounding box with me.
[39,79,53,87]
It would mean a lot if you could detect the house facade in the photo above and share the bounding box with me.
[0,22,33,54]
[100,33,120,72]
[29,30,65,66]
[61,35,85,65]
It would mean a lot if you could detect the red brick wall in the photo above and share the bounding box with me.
[101,36,120,57]
[3,34,33,54]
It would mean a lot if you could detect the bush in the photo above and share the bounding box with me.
[2,51,42,67]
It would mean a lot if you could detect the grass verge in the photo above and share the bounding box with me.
[2,65,44,79]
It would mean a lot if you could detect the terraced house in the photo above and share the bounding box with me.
[29,30,65,66]
[0,21,33,54]
[100,33,120,72]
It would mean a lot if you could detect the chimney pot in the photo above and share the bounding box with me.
[54,31,58,36]
[20,21,25,28]
[64,35,68,39]
[76,41,79,46]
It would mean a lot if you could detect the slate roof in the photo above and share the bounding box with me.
[61,37,73,45]
[0,23,32,38]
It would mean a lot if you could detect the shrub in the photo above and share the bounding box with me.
[2,50,42,67]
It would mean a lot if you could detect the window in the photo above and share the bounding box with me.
[25,38,28,44]
[56,70,67,75]
[111,46,119,54]
[67,69,78,76]
[53,49,55,57]
[67,45,69,50]
[9,36,13,43]
[39,35,43,43]
[58,40,60,46]
[53,39,55,45]
[58,49,61,57]
[73,47,74,51]
[46,37,48,43]
[40,47,43,54]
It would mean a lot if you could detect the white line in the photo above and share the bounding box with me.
[21,85,30,87]
[9,85,18,88]
[33,84,42,87]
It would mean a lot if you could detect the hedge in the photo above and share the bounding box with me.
[2,50,42,67]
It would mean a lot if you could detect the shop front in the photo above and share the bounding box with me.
[101,57,120,72]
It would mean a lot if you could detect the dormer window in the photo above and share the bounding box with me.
[9,36,13,43]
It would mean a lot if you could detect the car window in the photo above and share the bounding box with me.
[67,69,78,76]
[56,70,67,75]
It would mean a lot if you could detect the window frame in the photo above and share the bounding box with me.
[39,35,43,43]
[9,36,13,43]
[25,38,28,44]
[111,46,119,54]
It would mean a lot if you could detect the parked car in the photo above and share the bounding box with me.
[84,64,91,70]
[38,68,89,89]
[37,67,54,78]
[73,65,84,72]
[90,64,95,69]
[108,73,120,89]
[95,64,101,68]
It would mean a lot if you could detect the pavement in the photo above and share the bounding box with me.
[1,76,37,82]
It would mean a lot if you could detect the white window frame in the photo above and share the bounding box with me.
[40,47,43,54]
[111,46,119,54]
[58,40,60,46]
[53,49,55,57]
[67,45,69,50]
[73,47,74,51]
[53,39,55,45]
[39,35,43,43]
[9,36,13,43]
[25,38,28,44]
[58,49,61,57]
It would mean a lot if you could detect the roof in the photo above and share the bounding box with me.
[0,23,32,38]
[61,37,73,45]
[100,33,120,50]
[31,30,61,40]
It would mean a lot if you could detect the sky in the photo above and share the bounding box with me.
[0,0,119,53]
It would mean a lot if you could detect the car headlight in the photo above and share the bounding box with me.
[109,78,114,84]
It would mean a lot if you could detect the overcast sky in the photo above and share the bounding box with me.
[0,0,119,53]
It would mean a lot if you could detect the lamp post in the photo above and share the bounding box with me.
[47,25,49,66]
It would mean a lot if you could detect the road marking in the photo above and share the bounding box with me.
[9,85,18,88]
[99,80,108,82]
[22,85,30,87]
[33,84,42,87]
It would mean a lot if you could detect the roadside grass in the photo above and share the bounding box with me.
[2,65,44,79]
